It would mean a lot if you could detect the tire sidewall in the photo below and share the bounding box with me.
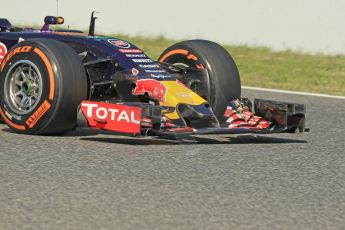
[0,41,60,134]
[159,40,241,120]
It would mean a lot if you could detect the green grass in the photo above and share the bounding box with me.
[15,25,345,96]
[112,34,345,96]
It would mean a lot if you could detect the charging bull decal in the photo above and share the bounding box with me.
[132,79,167,101]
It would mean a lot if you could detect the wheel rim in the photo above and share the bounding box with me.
[173,62,211,102]
[4,60,43,115]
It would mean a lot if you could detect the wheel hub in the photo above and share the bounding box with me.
[4,60,43,115]
[22,80,37,96]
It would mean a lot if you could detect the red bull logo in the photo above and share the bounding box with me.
[132,79,167,101]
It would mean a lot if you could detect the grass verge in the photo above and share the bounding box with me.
[12,25,345,96]
[112,34,345,96]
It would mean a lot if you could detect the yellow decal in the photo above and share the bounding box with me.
[160,80,206,120]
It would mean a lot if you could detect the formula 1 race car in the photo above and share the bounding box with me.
[0,13,308,137]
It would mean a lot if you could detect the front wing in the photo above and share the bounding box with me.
[77,99,308,137]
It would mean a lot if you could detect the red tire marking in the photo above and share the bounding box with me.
[159,49,203,70]
[34,48,55,100]
[159,49,189,62]
[25,100,51,128]
[187,54,198,61]
[196,64,205,69]
[0,46,33,72]
[0,107,26,131]
[0,46,55,131]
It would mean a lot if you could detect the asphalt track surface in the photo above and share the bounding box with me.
[0,88,344,230]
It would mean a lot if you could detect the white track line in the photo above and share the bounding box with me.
[242,86,345,99]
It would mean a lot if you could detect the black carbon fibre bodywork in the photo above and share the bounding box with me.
[0,17,309,136]
[0,31,174,102]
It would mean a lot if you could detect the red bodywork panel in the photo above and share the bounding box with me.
[80,101,142,134]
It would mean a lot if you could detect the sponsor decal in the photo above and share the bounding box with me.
[177,92,193,98]
[81,101,142,134]
[139,64,160,68]
[0,42,7,64]
[132,79,167,101]
[1,46,32,71]
[125,54,147,58]
[144,69,166,73]
[132,59,153,63]
[108,39,131,48]
[26,100,51,128]
[132,68,139,76]
[150,74,170,78]
[119,49,143,53]
[18,37,25,43]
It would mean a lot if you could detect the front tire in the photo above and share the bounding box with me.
[159,40,241,120]
[0,39,87,134]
